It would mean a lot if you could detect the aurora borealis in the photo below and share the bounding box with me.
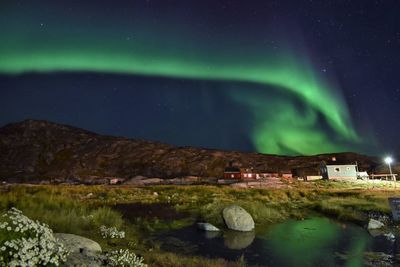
[1,1,399,155]
[0,38,358,154]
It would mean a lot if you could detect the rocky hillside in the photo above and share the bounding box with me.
[0,119,385,183]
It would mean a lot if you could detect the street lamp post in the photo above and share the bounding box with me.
[385,157,394,183]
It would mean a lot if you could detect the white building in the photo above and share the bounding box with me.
[321,164,358,180]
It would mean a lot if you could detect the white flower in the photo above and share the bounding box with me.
[100,225,125,239]
[0,208,69,266]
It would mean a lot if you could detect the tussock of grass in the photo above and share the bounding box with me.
[236,201,286,224]
[311,200,365,223]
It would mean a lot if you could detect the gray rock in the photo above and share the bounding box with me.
[125,177,163,185]
[62,250,106,267]
[383,232,395,242]
[54,233,102,253]
[363,252,394,267]
[124,176,147,185]
[54,233,104,267]
[222,205,254,232]
[197,222,220,232]
[368,218,385,230]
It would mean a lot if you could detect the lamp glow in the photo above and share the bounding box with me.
[384,156,395,182]
[385,157,393,165]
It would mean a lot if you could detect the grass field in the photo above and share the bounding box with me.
[0,180,398,266]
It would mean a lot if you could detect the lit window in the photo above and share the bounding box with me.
[231,174,234,178]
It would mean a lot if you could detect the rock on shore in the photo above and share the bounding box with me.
[222,205,255,232]
[54,233,105,267]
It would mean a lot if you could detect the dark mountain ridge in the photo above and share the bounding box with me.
[0,119,385,183]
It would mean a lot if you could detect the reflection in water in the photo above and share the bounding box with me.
[204,231,220,239]
[224,231,255,250]
[262,217,373,267]
[156,218,397,266]
[263,217,340,267]
[344,230,368,267]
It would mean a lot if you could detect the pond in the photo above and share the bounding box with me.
[156,218,398,267]
[112,203,397,266]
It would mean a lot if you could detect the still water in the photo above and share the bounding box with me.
[157,218,397,267]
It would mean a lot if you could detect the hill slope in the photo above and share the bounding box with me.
[0,119,381,183]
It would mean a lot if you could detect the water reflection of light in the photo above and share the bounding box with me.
[263,218,349,267]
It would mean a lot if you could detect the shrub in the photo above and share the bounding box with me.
[0,208,68,267]
[106,249,147,267]
[100,225,125,239]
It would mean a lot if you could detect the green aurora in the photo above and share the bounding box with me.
[0,4,362,155]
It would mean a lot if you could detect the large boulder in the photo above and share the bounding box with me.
[54,233,104,267]
[222,205,255,232]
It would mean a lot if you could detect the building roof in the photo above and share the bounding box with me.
[324,156,357,166]
[326,164,357,167]
[224,167,240,173]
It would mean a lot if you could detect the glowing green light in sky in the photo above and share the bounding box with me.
[0,45,360,154]
[0,4,361,155]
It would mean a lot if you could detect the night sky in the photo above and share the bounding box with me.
[0,0,399,156]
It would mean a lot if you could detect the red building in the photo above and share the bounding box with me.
[224,166,262,180]
[240,168,256,179]
[224,163,288,180]
[280,171,293,179]
[224,166,241,179]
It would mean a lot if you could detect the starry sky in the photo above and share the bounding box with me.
[0,0,399,156]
